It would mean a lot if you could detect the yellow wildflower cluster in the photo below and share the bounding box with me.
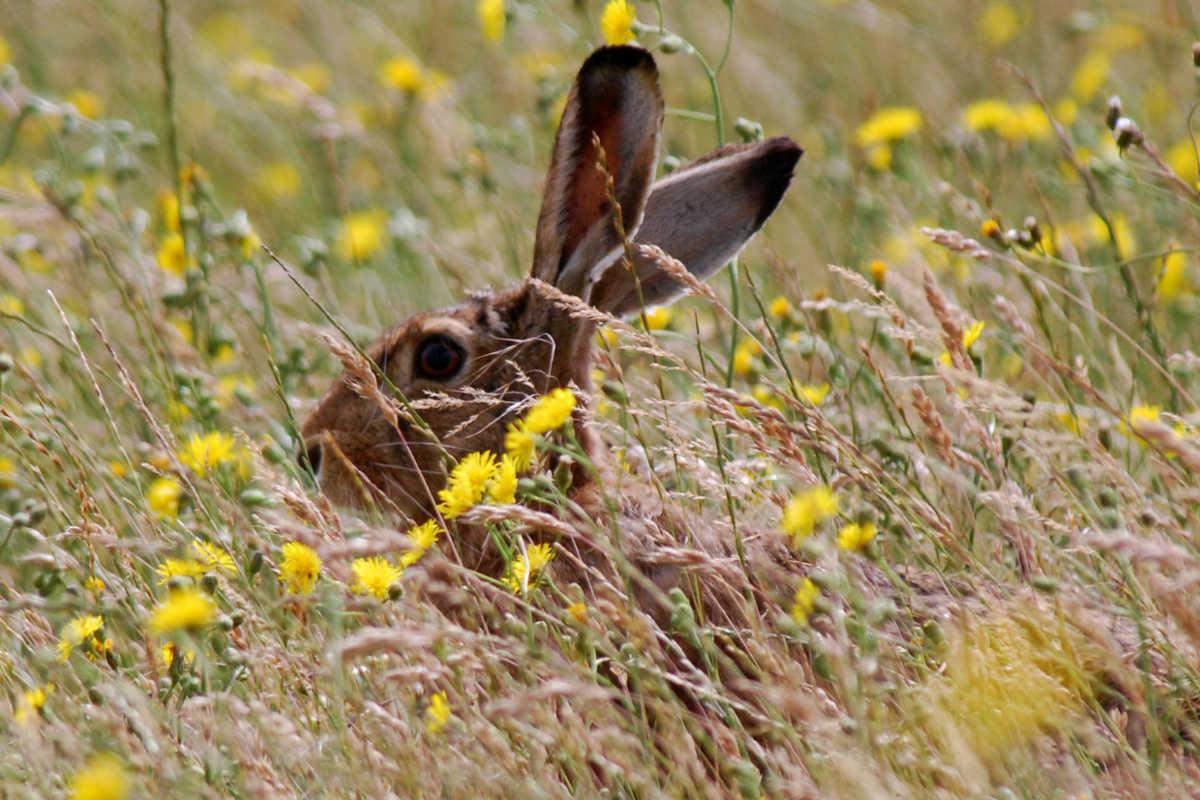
[68,753,129,800]
[179,431,250,479]
[1157,248,1193,303]
[478,0,505,43]
[854,107,922,172]
[351,556,403,600]
[977,1,1019,48]
[438,450,517,518]
[939,320,985,367]
[600,0,638,45]
[149,588,216,634]
[146,476,182,520]
[504,542,555,594]
[156,233,193,277]
[426,691,452,734]
[781,485,839,545]
[401,520,443,566]
[790,578,820,625]
[14,684,52,723]
[57,615,111,662]
[280,541,322,594]
[504,387,577,471]
[963,100,1051,143]
[837,521,878,552]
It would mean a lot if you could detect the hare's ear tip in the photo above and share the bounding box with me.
[750,136,804,227]
[583,44,658,74]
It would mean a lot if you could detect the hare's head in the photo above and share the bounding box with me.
[300,45,800,522]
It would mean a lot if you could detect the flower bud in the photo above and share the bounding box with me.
[1104,95,1122,130]
[1113,117,1143,150]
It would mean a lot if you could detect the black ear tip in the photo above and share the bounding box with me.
[581,45,658,76]
[750,136,803,229]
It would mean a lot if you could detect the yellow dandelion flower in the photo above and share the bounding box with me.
[478,0,505,43]
[796,382,830,406]
[14,684,52,723]
[379,56,425,94]
[425,691,452,734]
[57,615,105,662]
[781,485,839,544]
[351,556,402,600]
[790,578,820,625]
[0,294,24,315]
[400,520,442,567]
[566,602,588,624]
[768,296,791,318]
[156,233,192,277]
[488,454,519,505]
[253,161,301,200]
[437,450,499,519]
[964,99,1020,140]
[600,0,638,45]
[150,588,215,634]
[837,521,878,552]
[1167,139,1199,186]
[869,259,888,287]
[280,541,321,594]
[977,1,1019,48]
[68,754,128,800]
[191,539,235,574]
[146,477,182,520]
[642,305,673,330]
[66,89,103,120]
[85,576,105,594]
[155,558,206,586]
[0,457,14,489]
[523,387,577,434]
[865,143,893,171]
[732,338,761,376]
[1070,50,1109,103]
[335,208,388,262]
[980,219,1001,238]
[1158,249,1191,302]
[178,431,239,477]
[962,320,985,351]
[157,190,181,232]
[504,422,536,471]
[505,542,555,594]
[160,641,196,670]
[854,107,922,148]
[1125,404,1161,428]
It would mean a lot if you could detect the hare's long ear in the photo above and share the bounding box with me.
[531,46,663,297]
[588,137,802,317]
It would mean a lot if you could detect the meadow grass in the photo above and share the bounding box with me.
[2,1,1200,797]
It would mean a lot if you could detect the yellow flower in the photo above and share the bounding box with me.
[1158,249,1192,302]
[156,233,192,276]
[1166,139,1199,186]
[1056,411,1083,435]
[351,556,402,600]
[837,521,878,552]
[279,542,321,594]
[478,0,505,43]
[1070,50,1109,103]
[854,107,922,148]
[14,684,52,723]
[0,456,14,489]
[504,423,536,471]
[437,450,499,519]
[790,578,820,625]
[178,431,246,478]
[191,539,235,574]
[253,161,301,200]
[600,0,638,45]
[0,293,23,315]
[505,542,555,593]
[335,208,388,261]
[57,615,106,662]
[157,190,181,232]
[962,320,985,351]
[160,641,195,670]
[732,338,761,376]
[768,296,791,318]
[400,520,442,567]
[68,754,128,800]
[980,219,1000,238]
[488,454,519,505]
[977,1,1019,47]
[566,602,588,624]
[150,588,216,634]
[642,305,673,330]
[66,89,103,120]
[522,387,577,434]
[1127,404,1160,426]
[155,558,206,586]
[781,485,839,544]
[796,382,830,406]
[1053,97,1078,126]
[379,56,425,93]
[964,99,1050,142]
[0,35,9,64]
[146,477,182,520]
[425,691,452,734]
[861,142,890,171]
[869,259,888,287]
[85,576,105,594]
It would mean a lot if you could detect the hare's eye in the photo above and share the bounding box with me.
[414,335,465,381]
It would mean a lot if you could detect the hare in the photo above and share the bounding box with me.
[299,45,801,614]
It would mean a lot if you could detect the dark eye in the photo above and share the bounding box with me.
[414,335,465,381]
